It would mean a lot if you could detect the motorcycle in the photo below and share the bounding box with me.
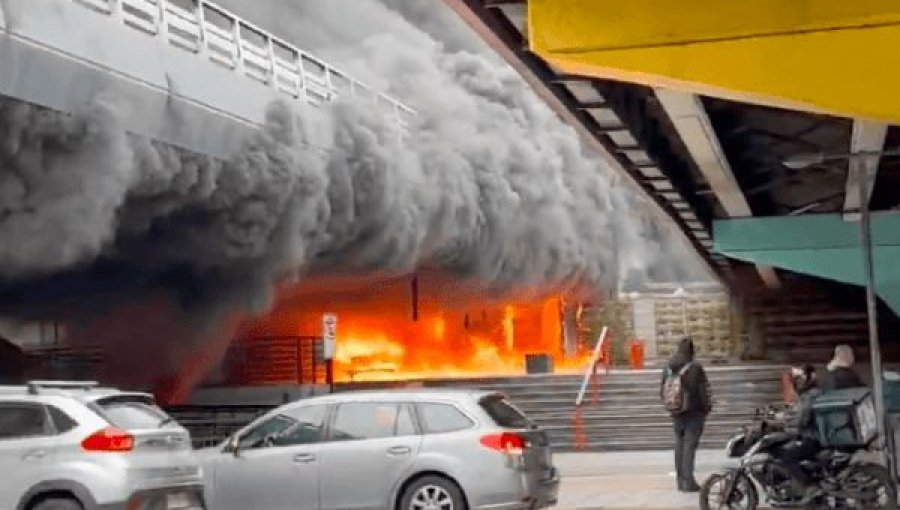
[700,404,897,509]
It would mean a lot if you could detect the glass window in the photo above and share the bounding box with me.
[238,415,296,450]
[238,405,326,450]
[48,405,79,434]
[331,403,404,441]
[95,397,169,430]
[0,404,48,439]
[479,395,531,429]
[418,403,474,434]
[396,404,417,437]
[272,405,327,446]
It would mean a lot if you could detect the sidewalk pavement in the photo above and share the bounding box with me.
[552,450,740,509]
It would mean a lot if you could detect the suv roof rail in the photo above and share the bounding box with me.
[27,380,100,395]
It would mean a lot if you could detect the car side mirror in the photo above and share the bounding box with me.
[226,435,242,457]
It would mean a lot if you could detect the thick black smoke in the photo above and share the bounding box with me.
[0,0,709,388]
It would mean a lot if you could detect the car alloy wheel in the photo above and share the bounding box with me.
[410,484,455,510]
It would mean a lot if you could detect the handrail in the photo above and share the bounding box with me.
[575,326,609,407]
[72,0,414,134]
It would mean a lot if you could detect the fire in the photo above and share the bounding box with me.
[330,297,589,382]
[235,273,595,383]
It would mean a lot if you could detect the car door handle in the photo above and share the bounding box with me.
[387,446,412,456]
[293,453,316,463]
[22,450,46,461]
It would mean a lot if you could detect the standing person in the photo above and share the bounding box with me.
[822,344,865,390]
[660,337,713,492]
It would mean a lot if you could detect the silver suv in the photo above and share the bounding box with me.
[0,381,205,510]
[199,389,559,510]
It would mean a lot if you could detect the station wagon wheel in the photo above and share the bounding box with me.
[401,476,465,510]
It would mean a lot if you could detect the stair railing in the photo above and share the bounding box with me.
[575,326,609,407]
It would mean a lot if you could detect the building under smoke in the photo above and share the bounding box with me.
[0,0,711,397]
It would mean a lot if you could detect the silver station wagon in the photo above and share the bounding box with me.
[199,389,559,510]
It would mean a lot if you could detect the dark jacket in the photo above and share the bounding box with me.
[660,355,712,417]
[821,367,865,391]
[785,387,820,438]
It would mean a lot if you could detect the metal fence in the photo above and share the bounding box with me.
[73,0,415,131]
[225,335,325,386]
[164,404,273,448]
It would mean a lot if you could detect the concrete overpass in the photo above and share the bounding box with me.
[0,0,414,160]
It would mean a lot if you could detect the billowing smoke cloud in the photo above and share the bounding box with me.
[211,0,706,286]
[0,0,709,391]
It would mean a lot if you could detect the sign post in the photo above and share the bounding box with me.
[322,314,337,393]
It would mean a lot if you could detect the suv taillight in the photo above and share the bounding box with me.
[81,427,134,452]
[480,432,527,454]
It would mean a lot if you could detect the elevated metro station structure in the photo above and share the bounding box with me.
[448,0,900,363]
[0,0,414,160]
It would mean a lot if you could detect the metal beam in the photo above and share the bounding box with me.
[844,120,887,220]
[655,88,781,288]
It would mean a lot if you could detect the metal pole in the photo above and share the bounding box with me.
[326,359,334,394]
[858,160,887,459]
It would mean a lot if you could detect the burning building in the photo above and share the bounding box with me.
[227,272,594,385]
[0,0,709,402]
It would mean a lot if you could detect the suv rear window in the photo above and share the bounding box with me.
[94,396,171,430]
[479,395,531,429]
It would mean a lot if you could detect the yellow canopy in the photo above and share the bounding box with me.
[528,0,900,122]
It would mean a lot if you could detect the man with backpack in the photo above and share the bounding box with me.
[660,337,713,492]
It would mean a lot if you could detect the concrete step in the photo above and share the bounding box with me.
[543,421,747,435]
[548,433,738,447]
[477,378,783,394]
[338,365,786,389]
[551,437,732,452]
[496,366,784,452]
[171,366,786,452]
[512,394,780,411]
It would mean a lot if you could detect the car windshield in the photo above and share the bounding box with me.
[479,394,532,429]
[93,396,173,430]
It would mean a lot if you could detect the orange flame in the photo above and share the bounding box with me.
[330,296,589,382]
[235,273,594,383]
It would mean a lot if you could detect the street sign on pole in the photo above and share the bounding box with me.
[322,313,337,393]
[322,314,337,361]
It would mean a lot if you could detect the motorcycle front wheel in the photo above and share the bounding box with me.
[841,463,897,509]
[700,471,759,510]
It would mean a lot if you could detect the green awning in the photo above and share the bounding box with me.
[714,213,900,315]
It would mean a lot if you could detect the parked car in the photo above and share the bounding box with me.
[0,380,205,510]
[199,389,559,510]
